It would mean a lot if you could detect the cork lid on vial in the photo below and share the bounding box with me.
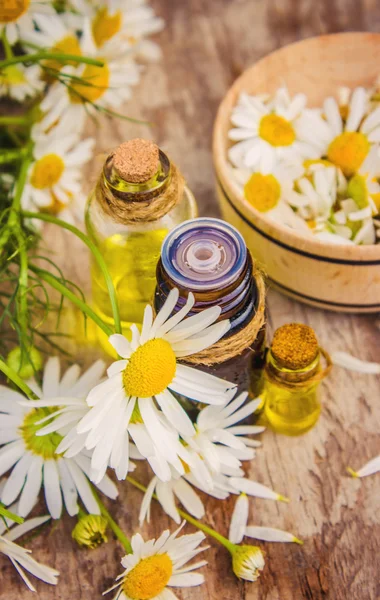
[271,323,319,370]
[112,139,160,184]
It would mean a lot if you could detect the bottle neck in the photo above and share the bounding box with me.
[266,350,321,385]
[102,149,171,202]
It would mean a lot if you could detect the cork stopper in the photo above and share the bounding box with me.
[112,139,160,184]
[271,323,319,370]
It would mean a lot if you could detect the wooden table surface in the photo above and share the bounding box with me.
[3,1,380,598]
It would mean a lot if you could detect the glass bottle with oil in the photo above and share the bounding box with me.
[86,138,197,346]
[262,323,330,436]
[154,218,266,396]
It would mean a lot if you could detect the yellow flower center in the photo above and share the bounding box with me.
[92,7,122,48]
[347,173,369,209]
[1,0,29,23]
[327,131,370,177]
[259,114,296,147]
[30,154,65,189]
[44,35,82,73]
[244,172,281,212]
[123,554,173,600]
[68,62,110,104]
[0,65,26,86]
[123,339,177,398]
[20,408,63,460]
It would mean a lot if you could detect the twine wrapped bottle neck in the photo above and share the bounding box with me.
[95,140,185,224]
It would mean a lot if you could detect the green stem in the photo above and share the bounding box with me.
[0,504,24,525]
[91,487,132,553]
[15,230,29,339]
[0,116,28,126]
[126,476,234,552]
[0,358,39,399]
[0,52,104,69]
[1,29,13,60]
[29,265,113,337]
[0,149,27,164]
[22,212,121,334]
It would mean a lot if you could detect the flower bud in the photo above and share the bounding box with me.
[72,514,108,549]
[231,544,265,582]
[6,346,43,379]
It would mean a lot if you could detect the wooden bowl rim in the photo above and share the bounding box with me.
[213,32,380,261]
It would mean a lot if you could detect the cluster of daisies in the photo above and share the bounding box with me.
[0,290,296,595]
[0,0,164,222]
[228,83,380,245]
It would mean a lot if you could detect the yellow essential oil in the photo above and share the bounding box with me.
[262,323,325,436]
[86,139,197,353]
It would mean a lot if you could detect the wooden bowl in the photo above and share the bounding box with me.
[213,32,380,313]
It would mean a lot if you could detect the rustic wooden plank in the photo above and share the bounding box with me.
[2,0,380,598]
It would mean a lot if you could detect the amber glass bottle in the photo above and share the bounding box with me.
[155,218,266,393]
[86,139,197,340]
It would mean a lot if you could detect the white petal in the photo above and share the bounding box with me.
[57,459,78,516]
[43,460,63,519]
[1,454,34,506]
[0,441,25,478]
[346,87,366,132]
[166,306,221,343]
[168,572,205,587]
[65,459,99,514]
[42,357,61,397]
[156,481,180,524]
[18,456,43,517]
[354,455,380,478]
[331,351,380,374]
[155,390,195,437]
[156,293,195,337]
[4,515,51,542]
[229,493,249,543]
[245,526,302,544]
[229,477,287,502]
[139,476,157,524]
[150,288,180,337]
[172,321,230,357]
[108,334,131,358]
[173,479,205,519]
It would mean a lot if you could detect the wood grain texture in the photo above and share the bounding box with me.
[2,1,380,598]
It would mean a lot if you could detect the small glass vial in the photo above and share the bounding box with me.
[86,138,197,336]
[154,218,266,393]
[262,323,329,436]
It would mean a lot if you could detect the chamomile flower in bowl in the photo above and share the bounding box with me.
[214,32,380,313]
[228,87,323,173]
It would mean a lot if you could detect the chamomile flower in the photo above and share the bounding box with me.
[320,86,380,177]
[39,20,141,134]
[0,64,43,102]
[90,0,164,61]
[229,493,302,545]
[103,523,207,600]
[0,505,59,591]
[70,289,233,483]
[21,13,82,74]
[238,162,310,233]
[228,87,322,173]
[139,392,284,525]
[0,358,118,519]
[0,0,53,45]
[22,115,94,222]
[288,162,346,230]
